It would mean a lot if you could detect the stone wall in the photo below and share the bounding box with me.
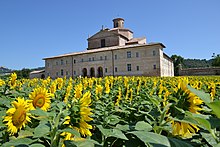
[179,67,220,76]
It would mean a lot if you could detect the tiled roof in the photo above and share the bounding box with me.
[30,69,45,74]
[43,43,165,60]
[109,27,133,32]
[126,37,146,43]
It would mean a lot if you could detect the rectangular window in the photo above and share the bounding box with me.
[66,60,68,64]
[127,64,131,71]
[56,61,58,65]
[101,39,106,47]
[115,54,117,60]
[127,51,131,58]
[105,56,107,60]
[153,64,156,69]
[115,67,118,72]
[61,59,63,65]
[137,66,139,71]
[153,50,156,56]
[100,56,103,60]
[61,69,64,76]
[66,71,68,75]
[81,58,84,62]
[74,71,76,75]
[105,68,107,73]
[89,58,91,61]
[73,59,76,64]
[56,72,58,76]
[92,57,95,61]
[136,52,139,58]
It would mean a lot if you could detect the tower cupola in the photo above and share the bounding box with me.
[113,18,124,28]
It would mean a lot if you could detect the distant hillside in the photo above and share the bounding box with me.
[0,66,45,78]
[182,59,213,68]
[0,66,12,74]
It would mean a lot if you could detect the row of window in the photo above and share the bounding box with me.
[48,50,156,67]
[54,64,157,77]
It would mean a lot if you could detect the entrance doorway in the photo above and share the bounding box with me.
[90,67,95,77]
[97,67,103,77]
[82,68,87,77]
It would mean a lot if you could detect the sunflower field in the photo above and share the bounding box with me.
[0,73,220,147]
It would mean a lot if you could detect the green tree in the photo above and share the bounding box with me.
[15,68,31,79]
[212,54,220,67]
[171,55,184,76]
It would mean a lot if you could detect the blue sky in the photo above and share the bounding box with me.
[0,0,219,70]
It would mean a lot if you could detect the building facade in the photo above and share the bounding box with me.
[43,18,174,78]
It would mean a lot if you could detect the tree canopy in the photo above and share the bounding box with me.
[212,55,220,67]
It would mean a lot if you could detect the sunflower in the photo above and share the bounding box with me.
[63,91,93,137]
[61,132,85,147]
[29,87,52,111]
[76,91,93,136]
[95,84,103,98]
[170,79,203,138]
[0,79,5,87]
[49,80,57,94]
[3,97,31,135]
[171,121,200,138]
[115,87,122,106]
[129,88,133,102]
[64,82,73,103]
[8,72,17,89]
[209,82,216,101]
[56,78,64,90]
[105,80,110,94]
[74,83,83,99]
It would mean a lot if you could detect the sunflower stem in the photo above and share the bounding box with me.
[210,129,219,144]
[51,110,62,146]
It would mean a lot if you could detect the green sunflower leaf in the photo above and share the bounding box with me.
[64,139,100,147]
[187,85,211,103]
[111,129,128,140]
[168,138,193,147]
[97,125,128,140]
[60,128,81,137]
[207,101,220,118]
[2,138,35,147]
[115,124,130,131]
[96,125,112,136]
[33,123,50,138]
[30,107,49,118]
[185,111,211,131]
[129,131,170,146]
[105,114,120,125]
[18,130,33,138]
[29,143,45,147]
[201,132,218,146]
[135,121,152,131]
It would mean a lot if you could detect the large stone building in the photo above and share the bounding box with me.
[43,18,174,78]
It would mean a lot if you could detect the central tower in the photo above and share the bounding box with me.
[113,18,124,28]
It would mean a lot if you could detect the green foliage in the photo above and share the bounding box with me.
[183,58,212,68]
[0,76,220,146]
[171,55,184,76]
[212,55,220,67]
[14,68,31,79]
